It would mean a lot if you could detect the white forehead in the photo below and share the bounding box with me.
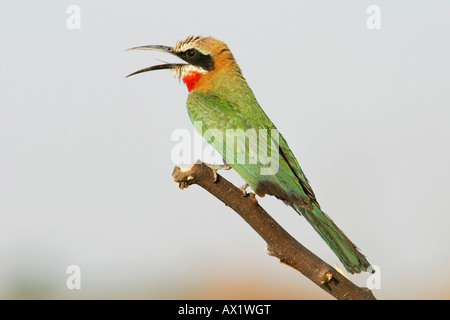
[173,35,208,55]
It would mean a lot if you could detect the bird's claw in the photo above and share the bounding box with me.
[239,183,249,197]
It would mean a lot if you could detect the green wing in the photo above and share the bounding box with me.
[187,91,371,273]
[186,90,317,209]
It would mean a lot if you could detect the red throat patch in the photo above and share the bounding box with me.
[182,71,203,92]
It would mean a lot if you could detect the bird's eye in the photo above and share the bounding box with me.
[185,49,198,60]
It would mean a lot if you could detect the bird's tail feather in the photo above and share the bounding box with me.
[294,203,370,274]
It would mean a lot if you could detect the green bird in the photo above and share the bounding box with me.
[126,35,371,273]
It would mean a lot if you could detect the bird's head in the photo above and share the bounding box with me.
[126,36,239,92]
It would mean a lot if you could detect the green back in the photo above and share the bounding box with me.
[186,90,316,209]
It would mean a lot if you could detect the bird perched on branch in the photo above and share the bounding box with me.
[126,35,371,274]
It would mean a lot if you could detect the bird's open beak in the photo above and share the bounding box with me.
[125,45,186,78]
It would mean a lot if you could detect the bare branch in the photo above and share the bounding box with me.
[172,162,376,300]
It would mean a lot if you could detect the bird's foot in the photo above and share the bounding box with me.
[239,183,249,197]
[204,163,232,182]
[248,192,258,203]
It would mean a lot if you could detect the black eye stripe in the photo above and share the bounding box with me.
[177,49,214,71]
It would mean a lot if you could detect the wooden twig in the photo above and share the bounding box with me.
[172,162,376,300]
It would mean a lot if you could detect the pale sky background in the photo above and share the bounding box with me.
[0,1,449,299]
